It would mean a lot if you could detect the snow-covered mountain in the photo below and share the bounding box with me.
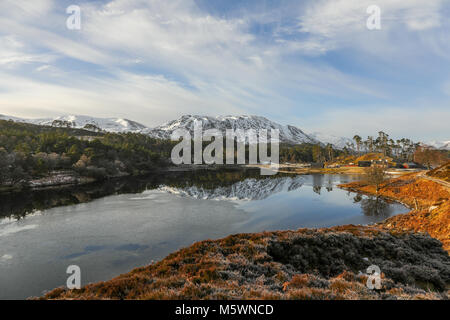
[421,140,450,151]
[308,132,354,150]
[0,114,24,122]
[144,115,319,145]
[0,113,354,148]
[13,113,448,151]
[0,114,147,133]
[159,176,304,201]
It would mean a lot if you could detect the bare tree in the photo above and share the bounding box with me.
[367,136,374,153]
[353,135,362,156]
[326,143,334,162]
[365,166,388,194]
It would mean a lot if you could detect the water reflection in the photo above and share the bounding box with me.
[313,186,322,194]
[311,174,336,194]
[360,197,394,218]
[0,172,408,299]
[353,194,363,203]
[160,176,305,201]
[352,194,394,218]
[0,170,406,221]
[0,168,265,220]
[156,174,405,219]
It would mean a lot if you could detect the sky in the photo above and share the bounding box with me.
[0,0,449,141]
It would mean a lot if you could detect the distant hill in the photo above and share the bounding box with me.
[421,141,450,151]
[0,114,147,133]
[308,132,354,150]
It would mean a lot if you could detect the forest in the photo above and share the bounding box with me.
[0,120,176,187]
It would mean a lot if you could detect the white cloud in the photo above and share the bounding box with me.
[0,0,448,140]
[0,70,248,126]
[0,0,388,124]
[300,0,444,35]
[0,0,54,20]
[35,65,51,72]
[0,35,55,68]
[295,0,445,55]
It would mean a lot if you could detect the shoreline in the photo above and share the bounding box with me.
[0,162,425,194]
[0,165,260,194]
[339,171,449,252]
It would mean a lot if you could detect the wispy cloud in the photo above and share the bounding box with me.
[0,0,448,140]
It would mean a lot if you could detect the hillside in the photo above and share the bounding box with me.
[427,161,450,182]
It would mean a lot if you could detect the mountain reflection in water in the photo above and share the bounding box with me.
[0,169,403,220]
[0,170,408,299]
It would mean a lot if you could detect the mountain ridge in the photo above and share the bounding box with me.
[0,114,146,133]
[144,114,319,145]
[1,113,448,150]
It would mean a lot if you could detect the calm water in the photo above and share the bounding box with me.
[0,171,407,299]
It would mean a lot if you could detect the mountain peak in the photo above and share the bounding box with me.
[147,114,319,144]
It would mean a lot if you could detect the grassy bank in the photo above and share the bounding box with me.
[340,164,449,252]
[42,225,449,300]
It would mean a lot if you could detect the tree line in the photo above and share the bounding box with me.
[349,131,419,160]
[282,130,448,166]
[1,120,448,188]
[0,120,176,187]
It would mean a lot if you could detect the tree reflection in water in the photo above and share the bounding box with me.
[313,186,322,194]
[0,170,398,221]
[0,168,269,220]
[353,194,363,203]
[360,196,394,218]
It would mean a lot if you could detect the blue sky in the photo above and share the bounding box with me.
[0,0,449,141]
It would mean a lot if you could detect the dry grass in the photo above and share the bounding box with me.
[355,153,392,162]
[427,161,450,182]
[340,171,450,252]
[41,225,449,300]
